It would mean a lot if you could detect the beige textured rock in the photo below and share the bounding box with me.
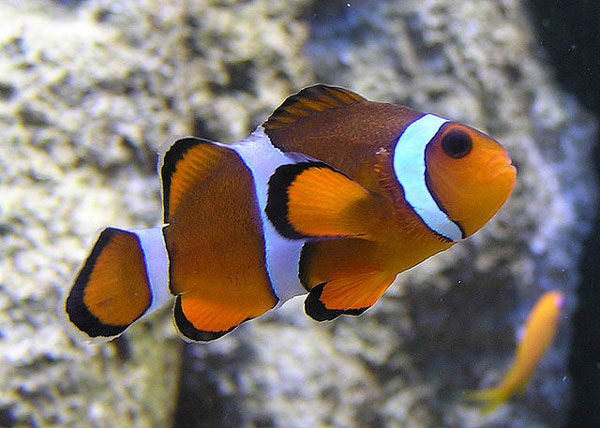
[1,0,596,427]
[303,1,597,427]
[0,0,309,426]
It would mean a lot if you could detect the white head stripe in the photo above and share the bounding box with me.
[131,227,171,314]
[392,114,463,242]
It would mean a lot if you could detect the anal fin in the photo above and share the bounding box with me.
[173,294,260,342]
[266,162,384,240]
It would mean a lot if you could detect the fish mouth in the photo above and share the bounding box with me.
[484,156,516,182]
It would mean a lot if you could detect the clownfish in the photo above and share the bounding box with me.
[465,290,565,414]
[64,85,516,342]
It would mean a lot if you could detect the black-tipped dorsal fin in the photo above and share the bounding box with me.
[160,137,225,223]
[263,84,367,131]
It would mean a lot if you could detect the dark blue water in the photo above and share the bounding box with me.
[529,1,600,427]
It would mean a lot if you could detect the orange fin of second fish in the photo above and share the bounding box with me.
[173,294,258,342]
[304,271,397,321]
[463,387,510,416]
[266,162,382,239]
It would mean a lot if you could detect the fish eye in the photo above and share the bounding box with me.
[441,130,472,159]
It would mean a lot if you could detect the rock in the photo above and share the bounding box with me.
[1,0,596,427]
[0,0,309,426]
[303,1,597,427]
[177,1,597,427]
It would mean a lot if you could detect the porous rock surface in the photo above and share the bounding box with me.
[0,0,596,427]
[0,1,309,426]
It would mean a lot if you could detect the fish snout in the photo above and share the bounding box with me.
[483,152,516,184]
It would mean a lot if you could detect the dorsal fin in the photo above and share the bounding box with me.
[160,137,224,223]
[263,84,367,131]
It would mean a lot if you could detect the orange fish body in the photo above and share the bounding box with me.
[65,85,516,341]
[466,290,565,413]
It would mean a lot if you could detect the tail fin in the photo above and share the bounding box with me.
[463,387,509,416]
[65,227,170,340]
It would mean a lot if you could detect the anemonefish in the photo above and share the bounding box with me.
[465,290,565,414]
[65,84,516,342]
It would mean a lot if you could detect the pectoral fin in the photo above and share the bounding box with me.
[266,162,384,240]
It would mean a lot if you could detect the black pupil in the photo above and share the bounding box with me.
[441,131,472,159]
